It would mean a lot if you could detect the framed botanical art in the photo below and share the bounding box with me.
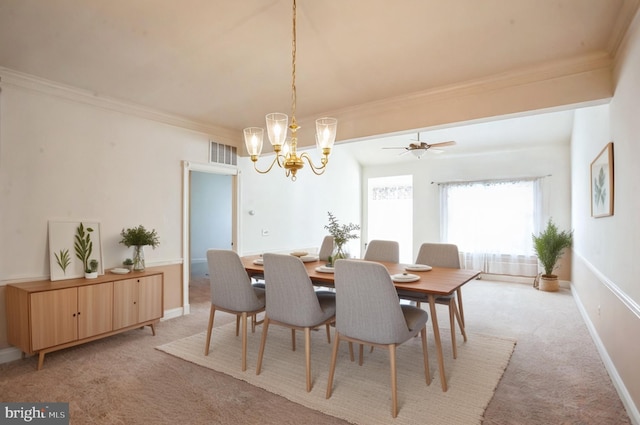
[49,220,103,281]
[590,142,614,218]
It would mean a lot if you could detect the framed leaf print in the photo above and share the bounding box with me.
[590,142,614,218]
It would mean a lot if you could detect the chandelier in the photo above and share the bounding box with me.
[243,0,338,181]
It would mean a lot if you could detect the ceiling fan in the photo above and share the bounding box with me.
[383,133,456,159]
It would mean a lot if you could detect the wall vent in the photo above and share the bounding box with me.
[209,141,237,166]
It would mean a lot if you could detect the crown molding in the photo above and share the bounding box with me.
[0,66,240,143]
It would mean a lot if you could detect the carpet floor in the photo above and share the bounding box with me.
[0,277,632,424]
[157,321,515,424]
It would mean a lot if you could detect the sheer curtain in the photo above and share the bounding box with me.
[440,178,543,276]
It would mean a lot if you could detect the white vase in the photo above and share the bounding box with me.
[85,271,98,279]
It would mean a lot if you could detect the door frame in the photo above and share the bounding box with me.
[181,160,240,315]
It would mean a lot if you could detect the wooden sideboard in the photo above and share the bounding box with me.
[5,270,164,370]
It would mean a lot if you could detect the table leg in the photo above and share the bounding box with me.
[429,294,447,392]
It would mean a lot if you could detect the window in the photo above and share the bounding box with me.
[367,175,413,263]
[440,178,542,276]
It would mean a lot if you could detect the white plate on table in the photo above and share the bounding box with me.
[315,265,335,274]
[404,264,432,272]
[391,273,420,283]
[300,255,319,263]
[111,268,131,275]
[253,258,264,265]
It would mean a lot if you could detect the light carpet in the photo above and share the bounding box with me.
[157,322,515,424]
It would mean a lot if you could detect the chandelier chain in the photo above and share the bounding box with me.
[291,0,297,123]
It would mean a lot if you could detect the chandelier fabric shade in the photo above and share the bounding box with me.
[242,0,338,181]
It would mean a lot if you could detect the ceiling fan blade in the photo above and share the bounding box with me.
[382,147,407,149]
[428,140,456,148]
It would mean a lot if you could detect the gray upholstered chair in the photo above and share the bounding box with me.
[204,250,266,371]
[398,243,467,358]
[326,259,430,418]
[256,253,336,392]
[318,235,334,261]
[363,239,400,262]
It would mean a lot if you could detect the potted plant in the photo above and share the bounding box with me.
[122,258,134,271]
[120,225,160,271]
[324,212,360,266]
[532,218,573,292]
[85,259,99,279]
[74,223,96,278]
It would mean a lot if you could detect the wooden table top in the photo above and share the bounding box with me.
[241,255,480,296]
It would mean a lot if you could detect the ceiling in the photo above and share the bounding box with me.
[0,0,637,163]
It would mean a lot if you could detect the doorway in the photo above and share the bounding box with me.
[181,161,238,314]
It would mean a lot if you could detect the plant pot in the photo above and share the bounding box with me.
[538,274,559,292]
[85,271,98,279]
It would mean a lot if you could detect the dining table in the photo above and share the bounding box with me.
[241,254,480,392]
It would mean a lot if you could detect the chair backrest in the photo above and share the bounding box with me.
[415,243,460,268]
[207,250,265,311]
[318,235,334,261]
[363,240,399,263]
[263,253,326,326]
[334,260,412,344]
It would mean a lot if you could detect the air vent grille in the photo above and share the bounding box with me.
[209,141,237,165]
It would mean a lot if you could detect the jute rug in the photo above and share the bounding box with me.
[157,322,515,424]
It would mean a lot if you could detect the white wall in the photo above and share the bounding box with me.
[362,144,572,263]
[570,11,640,420]
[238,148,362,257]
[0,82,211,282]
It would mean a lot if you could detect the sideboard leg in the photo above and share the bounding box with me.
[37,352,45,370]
[150,323,156,336]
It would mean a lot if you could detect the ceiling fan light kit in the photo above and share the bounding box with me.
[382,133,456,159]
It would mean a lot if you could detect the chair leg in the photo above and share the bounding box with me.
[456,288,465,327]
[348,342,354,362]
[359,344,364,366]
[326,332,341,399]
[453,301,467,342]
[389,344,398,418]
[421,326,431,384]
[325,323,331,343]
[204,304,216,356]
[291,329,296,351]
[235,315,240,336]
[305,327,312,392]
[449,301,458,359]
[256,316,270,375]
[241,312,248,371]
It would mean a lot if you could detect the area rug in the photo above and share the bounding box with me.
[157,322,516,424]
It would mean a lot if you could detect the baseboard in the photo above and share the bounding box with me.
[161,307,185,321]
[0,346,23,365]
[571,285,640,425]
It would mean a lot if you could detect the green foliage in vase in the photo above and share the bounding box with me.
[324,212,360,248]
[119,225,160,248]
[532,219,573,276]
[74,223,94,273]
[55,248,71,274]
